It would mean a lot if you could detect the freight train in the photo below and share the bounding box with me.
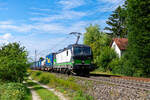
[31,44,93,75]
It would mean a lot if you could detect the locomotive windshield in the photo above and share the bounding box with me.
[73,47,91,56]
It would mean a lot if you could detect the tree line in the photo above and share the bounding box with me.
[84,0,150,77]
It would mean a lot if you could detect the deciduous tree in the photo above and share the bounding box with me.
[84,24,111,65]
[0,43,28,82]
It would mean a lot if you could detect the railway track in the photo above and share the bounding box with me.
[34,70,150,91]
[77,75,150,91]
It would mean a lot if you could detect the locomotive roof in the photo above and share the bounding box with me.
[68,44,90,48]
[57,44,90,53]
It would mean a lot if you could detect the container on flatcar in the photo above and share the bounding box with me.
[45,53,55,67]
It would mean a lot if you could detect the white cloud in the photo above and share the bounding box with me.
[30,12,49,16]
[30,10,86,22]
[99,0,120,3]
[34,20,90,34]
[0,21,13,25]
[98,0,125,12]
[0,33,13,44]
[58,0,85,10]
[30,7,51,12]
[0,8,8,10]
[0,21,33,32]
[2,33,12,40]
[33,23,66,33]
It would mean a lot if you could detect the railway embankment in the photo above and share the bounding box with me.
[47,72,150,100]
[29,70,150,100]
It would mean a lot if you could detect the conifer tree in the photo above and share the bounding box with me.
[105,6,127,38]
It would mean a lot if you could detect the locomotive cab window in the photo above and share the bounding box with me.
[74,47,91,56]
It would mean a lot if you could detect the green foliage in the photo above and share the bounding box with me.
[84,24,111,65]
[35,71,42,76]
[39,57,44,61]
[105,6,128,38]
[96,47,118,72]
[108,57,132,75]
[0,42,28,82]
[109,58,123,74]
[126,0,150,77]
[39,75,50,84]
[0,83,30,100]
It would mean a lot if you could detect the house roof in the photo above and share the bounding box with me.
[110,38,128,50]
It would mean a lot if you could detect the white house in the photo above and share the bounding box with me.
[110,38,128,58]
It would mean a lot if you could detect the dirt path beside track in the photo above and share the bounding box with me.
[29,77,69,100]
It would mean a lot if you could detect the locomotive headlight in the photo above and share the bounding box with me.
[72,60,74,63]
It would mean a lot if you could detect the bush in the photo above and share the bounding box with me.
[0,43,28,82]
[109,58,124,74]
[123,60,135,76]
[96,47,118,72]
[109,56,139,76]
[0,83,28,100]
[35,71,42,76]
[39,75,50,84]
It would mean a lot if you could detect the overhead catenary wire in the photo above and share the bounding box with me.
[35,35,75,60]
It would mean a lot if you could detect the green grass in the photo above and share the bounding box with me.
[26,79,59,100]
[28,70,94,100]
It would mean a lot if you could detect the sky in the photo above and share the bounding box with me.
[0,0,125,60]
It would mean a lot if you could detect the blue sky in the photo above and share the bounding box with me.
[0,0,125,60]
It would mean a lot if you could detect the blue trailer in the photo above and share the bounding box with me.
[45,53,55,68]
